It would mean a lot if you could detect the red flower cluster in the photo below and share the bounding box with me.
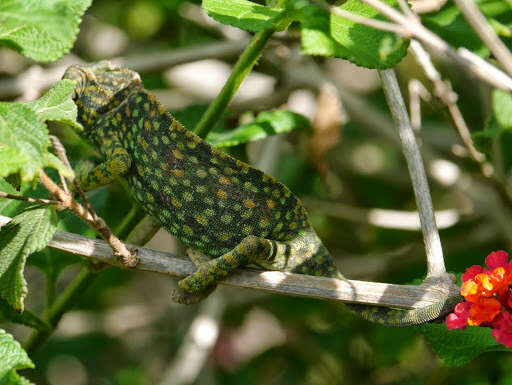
[445,250,512,347]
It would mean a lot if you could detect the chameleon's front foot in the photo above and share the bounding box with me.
[170,284,217,305]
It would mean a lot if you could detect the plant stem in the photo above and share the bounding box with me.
[379,69,445,278]
[24,267,96,355]
[194,29,275,139]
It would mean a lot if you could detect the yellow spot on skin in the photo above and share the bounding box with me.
[259,218,270,228]
[224,168,235,174]
[209,167,218,175]
[172,149,184,159]
[183,226,193,236]
[177,142,184,150]
[196,169,207,178]
[244,199,255,209]
[196,186,207,194]
[266,200,275,209]
[144,121,151,130]
[219,233,231,241]
[219,176,230,185]
[289,222,297,230]
[183,191,193,201]
[242,225,252,235]
[172,169,184,178]
[216,190,227,200]
[125,106,131,117]
[221,214,232,224]
[116,113,122,121]
[196,214,208,225]
[171,197,181,207]
[187,141,197,149]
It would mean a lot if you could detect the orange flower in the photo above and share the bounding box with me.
[467,298,501,326]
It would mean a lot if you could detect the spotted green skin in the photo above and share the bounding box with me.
[63,62,460,327]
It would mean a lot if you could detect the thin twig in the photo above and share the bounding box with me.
[49,135,98,220]
[454,0,512,77]
[360,0,512,91]
[0,214,458,308]
[38,171,138,267]
[0,191,64,207]
[408,78,431,131]
[309,0,512,91]
[302,197,465,230]
[409,41,488,166]
[409,0,447,14]
[49,135,70,193]
[379,69,446,278]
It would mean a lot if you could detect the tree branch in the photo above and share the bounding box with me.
[0,214,458,309]
[453,0,512,78]
[379,69,446,278]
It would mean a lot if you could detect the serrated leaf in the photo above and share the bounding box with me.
[0,0,92,62]
[0,178,23,217]
[420,323,511,366]
[0,102,73,182]
[299,0,409,68]
[202,0,287,32]
[0,297,50,330]
[206,110,312,147]
[493,89,512,129]
[23,79,82,130]
[0,207,57,311]
[0,329,34,384]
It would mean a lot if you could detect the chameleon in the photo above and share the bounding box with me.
[62,61,462,327]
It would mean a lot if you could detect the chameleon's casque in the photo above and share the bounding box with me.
[63,62,461,326]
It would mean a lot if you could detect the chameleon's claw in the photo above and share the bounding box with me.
[170,284,217,305]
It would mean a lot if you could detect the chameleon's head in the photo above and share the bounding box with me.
[62,61,141,132]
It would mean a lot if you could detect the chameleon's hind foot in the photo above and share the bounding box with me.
[170,284,216,305]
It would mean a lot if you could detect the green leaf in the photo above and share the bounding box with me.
[422,0,512,57]
[0,178,23,218]
[493,89,512,129]
[0,329,34,385]
[299,0,409,68]
[472,117,504,154]
[0,102,73,182]
[0,0,92,62]
[23,80,82,130]
[0,297,50,330]
[0,207,58,311]
[202,0,286,32]
[420,323,511,366]
[206,110,312,147]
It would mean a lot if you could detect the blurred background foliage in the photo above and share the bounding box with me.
[1,0,511,384]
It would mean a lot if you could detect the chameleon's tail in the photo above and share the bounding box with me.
[334,272,463,327]
[342,295,463,327]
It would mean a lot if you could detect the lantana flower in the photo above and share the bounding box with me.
[445,250,512,347]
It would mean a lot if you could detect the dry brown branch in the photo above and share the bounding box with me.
[0,214,459,308]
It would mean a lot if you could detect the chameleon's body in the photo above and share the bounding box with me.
[63,62,461,327]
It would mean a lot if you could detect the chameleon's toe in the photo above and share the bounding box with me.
[171,284,217,305]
